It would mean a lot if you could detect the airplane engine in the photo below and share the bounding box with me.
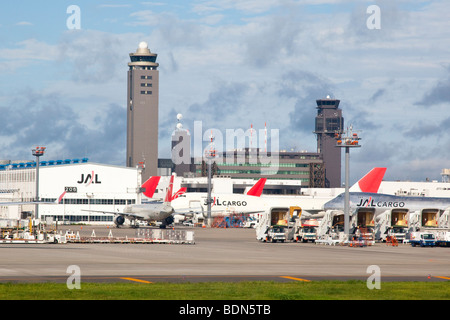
[114,215,125,227]
[160,215,174,229]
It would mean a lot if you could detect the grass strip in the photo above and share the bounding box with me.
[0,281,449,300]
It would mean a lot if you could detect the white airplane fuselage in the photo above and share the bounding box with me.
[123,203,174,221]
[171,192,334,218]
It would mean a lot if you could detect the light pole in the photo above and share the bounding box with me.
[32,146,46,220]
[204,131,216,227]
[336,127,361,241]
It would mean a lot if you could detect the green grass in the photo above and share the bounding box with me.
[0,281,449,300]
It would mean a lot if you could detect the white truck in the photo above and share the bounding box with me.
[436,231,450,247]
[265,226,287,243]
[294,226,317,243]
[408,232,436,247]
[256,206,301,243]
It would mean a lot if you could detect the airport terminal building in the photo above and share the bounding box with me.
[0,159,141,224]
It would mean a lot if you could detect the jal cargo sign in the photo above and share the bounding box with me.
[204,197,248,207]
[356,197,405,208]
[77,171,102,186]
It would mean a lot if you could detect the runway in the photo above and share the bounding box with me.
[0,226,449,283]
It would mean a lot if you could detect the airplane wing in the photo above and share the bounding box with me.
[0,200,59,205]
[80,209,145,220]
[0,191,70,206]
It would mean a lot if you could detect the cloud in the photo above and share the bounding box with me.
[278,70,335,135]
[57,30,132,83]
[369,88,385,103]
[98,4,131,8]
[415,66,450,107]
[0,90,126,165]
[192,0,281,15]
[0,39,58,71]
[185,81,251,126]
[242,7,305,68]
[16,21,33,26]
[403,116,450,139]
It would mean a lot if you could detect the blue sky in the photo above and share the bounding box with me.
[0,0,449,184]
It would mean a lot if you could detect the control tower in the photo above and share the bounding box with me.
[126,42,159,181]
[314,96,344,187]
[171,114,193,177]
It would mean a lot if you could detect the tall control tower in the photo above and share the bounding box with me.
[314,96,344,188]
[127,42,159,181]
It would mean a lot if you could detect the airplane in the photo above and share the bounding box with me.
[81,175,176,228]
[323,190,450,228]
[95,176,266,227]
[170,168,387,222]
[170,178,268,219]
[320,168,450,238]
[258,167,388,218]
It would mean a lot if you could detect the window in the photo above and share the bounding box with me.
[140,75,152,80]
[140,91,152,95]
[140,83,152,87]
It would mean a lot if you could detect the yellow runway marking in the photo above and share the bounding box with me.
[434,276,450,281]
[120,277,153,284]
[281,276,311,282]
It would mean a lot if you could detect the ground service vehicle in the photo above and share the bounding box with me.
[256,206,301,242]
[294,226,317,243]
[266,226,287,243]
[409,232,436,247]
[436,231,450,247]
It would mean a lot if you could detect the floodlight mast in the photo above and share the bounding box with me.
[32,146,46,220]
[204,131,216,227]
[336,127,361,241]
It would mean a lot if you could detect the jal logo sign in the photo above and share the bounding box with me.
[77,171,101,186]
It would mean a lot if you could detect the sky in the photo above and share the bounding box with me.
[0,0,449,184]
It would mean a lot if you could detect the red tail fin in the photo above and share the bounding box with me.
[57,191,66,204]
[356,167,386,193]
[172,187,187,201]
[141,176,161,198]
[246,178,266,197]
[164,175,174,203]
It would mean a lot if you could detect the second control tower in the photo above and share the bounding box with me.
[314,96,344,188]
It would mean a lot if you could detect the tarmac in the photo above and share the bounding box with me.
[0,225,449,283]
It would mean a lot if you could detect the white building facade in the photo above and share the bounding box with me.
[0,160,141,224]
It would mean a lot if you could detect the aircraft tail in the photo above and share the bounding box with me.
[57,191,66,204]
[246,178,267,197]
[141,176,161,198]
[164,175,175,204]
[172,187,187,201]
[350,167,386,193]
